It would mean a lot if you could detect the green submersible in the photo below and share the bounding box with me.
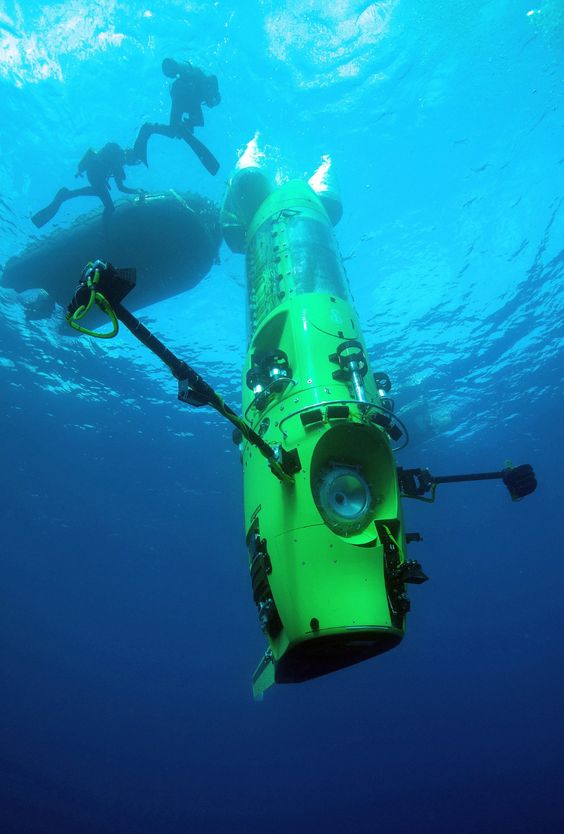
[221,161,425,697]
[64,152,536,699]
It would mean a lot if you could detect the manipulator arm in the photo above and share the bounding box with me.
[398,463,537,502]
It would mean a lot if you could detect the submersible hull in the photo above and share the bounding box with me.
[222,170,409,697]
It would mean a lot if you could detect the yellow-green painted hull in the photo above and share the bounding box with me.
[224,175,409,695]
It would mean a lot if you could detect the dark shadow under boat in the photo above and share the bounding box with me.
[2,190,222,312]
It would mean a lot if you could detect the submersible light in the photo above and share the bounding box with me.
[315,465,373,535]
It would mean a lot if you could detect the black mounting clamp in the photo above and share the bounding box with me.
[329,339,368,383]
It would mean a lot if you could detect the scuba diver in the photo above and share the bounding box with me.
[133,58,221,176]
[31,142,143,229]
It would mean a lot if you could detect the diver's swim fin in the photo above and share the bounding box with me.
[133,125,151,167]
[182,131,220,176]
[31,188,69,228]
[134,123,219,174]
[31,205,55,229]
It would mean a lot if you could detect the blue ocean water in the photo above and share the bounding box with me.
[1,1,563,832]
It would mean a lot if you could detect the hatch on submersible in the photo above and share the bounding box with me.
[64,156,537,699]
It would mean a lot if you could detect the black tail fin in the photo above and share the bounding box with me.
[133,125,152,167]
[182,131,220,176]
[31,191,66,228]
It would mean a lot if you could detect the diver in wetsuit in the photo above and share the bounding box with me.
[31,143,143,229]
[133,59,221,176]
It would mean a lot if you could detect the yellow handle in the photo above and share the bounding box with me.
[67,289,119,339]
